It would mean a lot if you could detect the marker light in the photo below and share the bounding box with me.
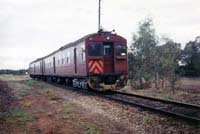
[106,36,110,40]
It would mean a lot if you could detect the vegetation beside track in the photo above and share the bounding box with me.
[0,75,199,134]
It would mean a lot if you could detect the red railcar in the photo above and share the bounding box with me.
[29,31,128,91]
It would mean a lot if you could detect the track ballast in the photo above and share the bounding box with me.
[37,79,200,124]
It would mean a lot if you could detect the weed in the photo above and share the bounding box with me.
[19,88,29,97]
[81,122,100,134]
[35,109,45,113]
[9,109,29,117]
[24,80,37,85]
[6,109,35,125]
[17,117,35,125]
[8,116,35,125]
[45,90,61,100]
[0,112,9,118]
[84,126,100,134]
[23,101,32,107]
[62,114,75,120]
[62,102,75,120]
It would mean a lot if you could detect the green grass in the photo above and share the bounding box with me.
[24,79,37,85]
[0,112,9,118]
[1,109,36,125]
[16,117,35,125]
[19,89,30,97]
[84,125,100,134]
[9,109,29,117]
[8,116,35,125]
[62,102,75,120]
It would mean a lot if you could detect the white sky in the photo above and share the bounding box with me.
[0,0,199,69]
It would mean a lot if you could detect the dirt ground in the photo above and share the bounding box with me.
[123,78,200,105]
[0,75,199,134]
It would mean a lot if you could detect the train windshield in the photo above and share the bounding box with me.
[116,44,126,56]
[88,44,103,56]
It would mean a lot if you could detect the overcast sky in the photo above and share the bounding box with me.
[0,0,199,69]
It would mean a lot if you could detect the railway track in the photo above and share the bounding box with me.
[40,80,200,124]
[103,91,200,124]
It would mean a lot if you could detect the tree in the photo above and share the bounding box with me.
[180,38,200,76]
[156,39,181,92]
[129,18,158,88]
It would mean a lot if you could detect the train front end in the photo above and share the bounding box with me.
[86,31,128,91]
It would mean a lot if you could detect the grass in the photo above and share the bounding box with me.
[8,116,35,125]
[15,88,30,100]
[1,109,36,125]
[19,88,30,97]
[9,109,29,117]
[0,112,9,118]
[62,102,75,120]
[35,108,45,113]
[85,127,98,134]
[0,74,29,82]
[23,79,38,86]
[16,117,35,125]
[84,124,100,134]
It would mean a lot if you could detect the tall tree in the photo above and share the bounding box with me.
[129,18,158,88]
[157,39,181,92]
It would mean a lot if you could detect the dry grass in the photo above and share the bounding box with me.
[123,77,200,105]
[0,74,30,81]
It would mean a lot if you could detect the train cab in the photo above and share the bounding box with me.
[85,31,128,91]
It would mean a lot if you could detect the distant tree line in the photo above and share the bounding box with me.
[0,69,28,75]
[128,18,200,92]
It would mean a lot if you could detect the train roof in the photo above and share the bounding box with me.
[30,33,96,64]
[30,31,125,64]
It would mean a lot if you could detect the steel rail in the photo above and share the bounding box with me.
[104,91,200,124]
[101,96,200,125]
[107,91,200,109]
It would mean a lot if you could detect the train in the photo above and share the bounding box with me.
[29,31,128,91]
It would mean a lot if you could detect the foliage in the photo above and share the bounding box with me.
[156,39,181,91]
[129,18,157,88]
[129,18,182,91]
[180,39,200,76]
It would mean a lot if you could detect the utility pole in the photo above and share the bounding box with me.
[98,0,101,31]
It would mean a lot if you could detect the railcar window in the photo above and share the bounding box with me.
[88,44,102,56]
[116,44,126,56]
[82,48,85,61]
[104,45,111,55]
[62,58,64,64]
[66,52,70,63]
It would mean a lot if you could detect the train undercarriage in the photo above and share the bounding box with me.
[30,74,128,91]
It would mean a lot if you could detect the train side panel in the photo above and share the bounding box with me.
[43,55,54,76]
[43,41,87,77]
[29,60,43,76]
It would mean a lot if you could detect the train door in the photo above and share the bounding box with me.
[34,64,36,73]
[103,42,114,73]
[74,48,77,74]
[53,57,56,73]
[40,61,43,74]
[43,61,45,74]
